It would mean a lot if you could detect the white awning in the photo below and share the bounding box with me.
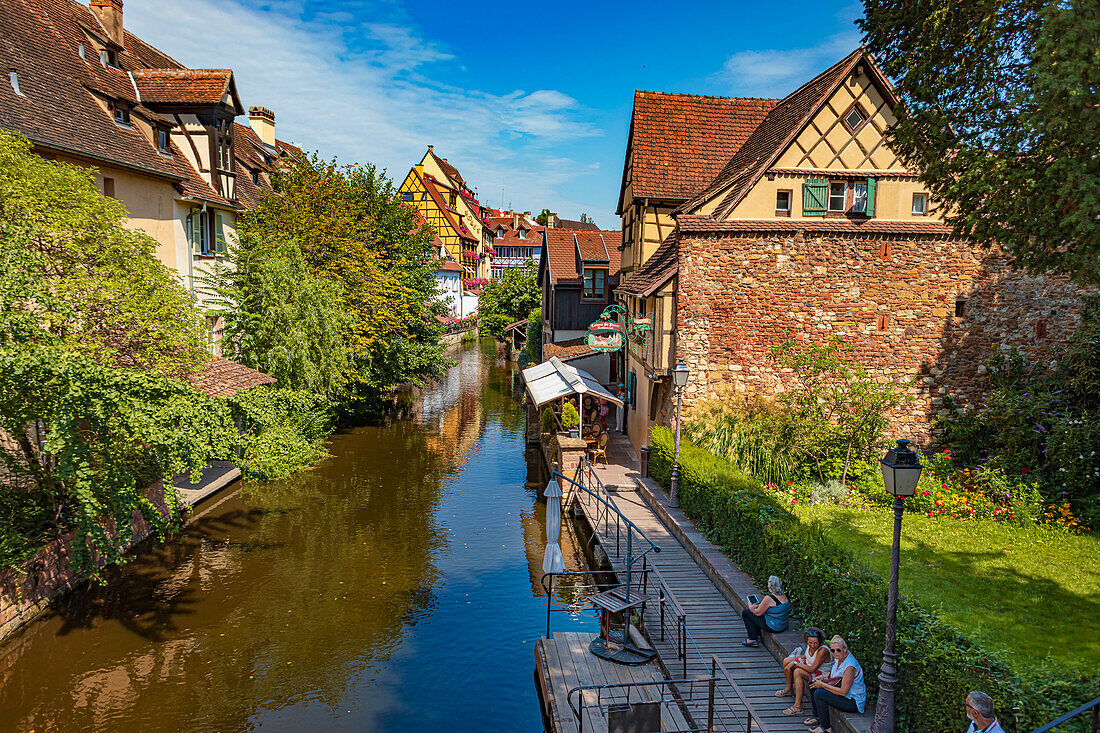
[521,357,624,408]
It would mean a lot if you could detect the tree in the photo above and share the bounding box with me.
[240,153,451,410]
[772,338,907,485]
[476,261,540,337]
[536,208,552,226]
[859,1,1100,284]
[579,213,593,224]
[0,130,207,375]
[205,234,351,398]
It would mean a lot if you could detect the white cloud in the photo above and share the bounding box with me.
[716,31,863,98]
[123,0,605,217]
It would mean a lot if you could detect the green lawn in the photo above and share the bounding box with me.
[792,505,1100,670]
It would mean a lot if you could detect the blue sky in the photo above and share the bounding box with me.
[128,0,864,228]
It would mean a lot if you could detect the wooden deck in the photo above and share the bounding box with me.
[573,487,809,733]
[535,632,693,733]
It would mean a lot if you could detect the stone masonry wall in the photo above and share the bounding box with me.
[676,230,1092,443]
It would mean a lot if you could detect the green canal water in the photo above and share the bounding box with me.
[0,341,597,731]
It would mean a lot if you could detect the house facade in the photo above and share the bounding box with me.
[618,48,1091,451]
[538,228,621,383]
[399,146,494,284]
[0,0,300,352]
[486,209,542,278]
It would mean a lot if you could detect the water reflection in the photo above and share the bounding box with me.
[0,341,596,732]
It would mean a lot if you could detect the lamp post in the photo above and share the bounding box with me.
[669,359,690,508]
[871,439,923,733]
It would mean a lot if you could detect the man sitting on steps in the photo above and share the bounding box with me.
[965,691,1006,733]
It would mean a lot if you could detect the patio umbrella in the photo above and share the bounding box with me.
[542,478,565,575]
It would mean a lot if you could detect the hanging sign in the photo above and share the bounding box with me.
[585,321,623,352]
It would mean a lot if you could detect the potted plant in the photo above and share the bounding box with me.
[561,402,580,438]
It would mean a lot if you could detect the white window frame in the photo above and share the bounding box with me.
[912,193,928,216]
[828,181,847,212]
[775,190,792,214]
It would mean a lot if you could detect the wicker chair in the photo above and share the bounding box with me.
[590,432,609,465]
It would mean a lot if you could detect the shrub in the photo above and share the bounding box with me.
[231,386,334,481]
[561,401,580,430]
[541,405,558,433]
[648,427,1091,733]
[684,396,796,485]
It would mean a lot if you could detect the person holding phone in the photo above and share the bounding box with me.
[805,635,866,733]
[740,576,791,647]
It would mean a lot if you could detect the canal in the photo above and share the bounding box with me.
[0,341,597,731]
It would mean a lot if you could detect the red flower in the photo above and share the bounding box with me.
[1021,468,1030,474]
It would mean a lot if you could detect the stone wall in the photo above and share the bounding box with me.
[675,229,1092,442]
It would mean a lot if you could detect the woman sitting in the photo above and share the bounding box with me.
[805,635,866,733]
[774,627,828,715]
[740,576,791,646]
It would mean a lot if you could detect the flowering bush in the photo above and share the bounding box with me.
[906,452,1046,525]
[462,278,488,289]
[462,250,479,260]
[485,247,497,256]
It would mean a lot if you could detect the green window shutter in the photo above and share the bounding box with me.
[214,212,227,253]
[803,179,827,216]
[190,211,202,254]
[866,177,877,217]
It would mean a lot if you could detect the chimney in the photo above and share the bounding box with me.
[90,0,124,47]
[512,211,519,229]
[248,106,276,147]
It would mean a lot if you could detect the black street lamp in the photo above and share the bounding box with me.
[871,439,923,733]
[669,359,690,508]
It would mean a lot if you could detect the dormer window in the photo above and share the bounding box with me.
[157,128,171,153]
[9,70,22,96]
[113,106,130,126]
[583,267,608,300]
[518,229,527,239]
[100,48,119,69]
[251,170,259,185]
[496,227,505,237]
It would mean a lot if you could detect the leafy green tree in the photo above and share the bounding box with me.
[240,153,450,409]
[859,1,1100,284]
[0,130,208,375]
[205,235,351,398]
[477,261,540,337]
[0,344,237,574]
[772,338,907,485]
[535,208,552,226]
[579,213,593,224]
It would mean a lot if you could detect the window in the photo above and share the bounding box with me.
[9,70,22,96]
[851,181,868,214]
[421,192,428,201]
[583,268,607,299]
[449,193,457,207]
[518,229,527,239]
[113,107,130,126]
[78,44,86,61]
[828,181,847,212]
[775,190,792,216]
[912,193,928,216]
[954,298,966,317]
[251,170,259,185]
[100,48,119,68]
[102,177,115,198]
[401,192,414,201]
[843,104,867,131]
[191,210,210,254]
[497,227,505,237]
[157,128,170,153]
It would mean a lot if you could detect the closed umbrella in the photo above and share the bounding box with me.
[542,478,565,575]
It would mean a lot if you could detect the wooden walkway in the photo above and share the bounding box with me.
[573,487,808,733]
[535,632,693,733]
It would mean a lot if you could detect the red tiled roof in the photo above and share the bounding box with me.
[189,358,276,398]
[555,217,600,231]
[436,259,463,273]
[415,168,477,243]
[486,214,543,243]
[131,69,237,107]
[675,215,957,237]
[575,230,611,262]
[543,338,598,362]
[543,229,620,283]
[430,150,464,186]
[622,91,778,209]
[682,48,899,218]
[617,231,678,297]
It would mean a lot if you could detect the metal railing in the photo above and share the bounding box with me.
[1032,697,1100,733]
[570,456,770,732]
[568,677,716,733]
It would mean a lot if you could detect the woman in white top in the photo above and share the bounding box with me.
[805,635,866,733]
[775,627,829,715]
